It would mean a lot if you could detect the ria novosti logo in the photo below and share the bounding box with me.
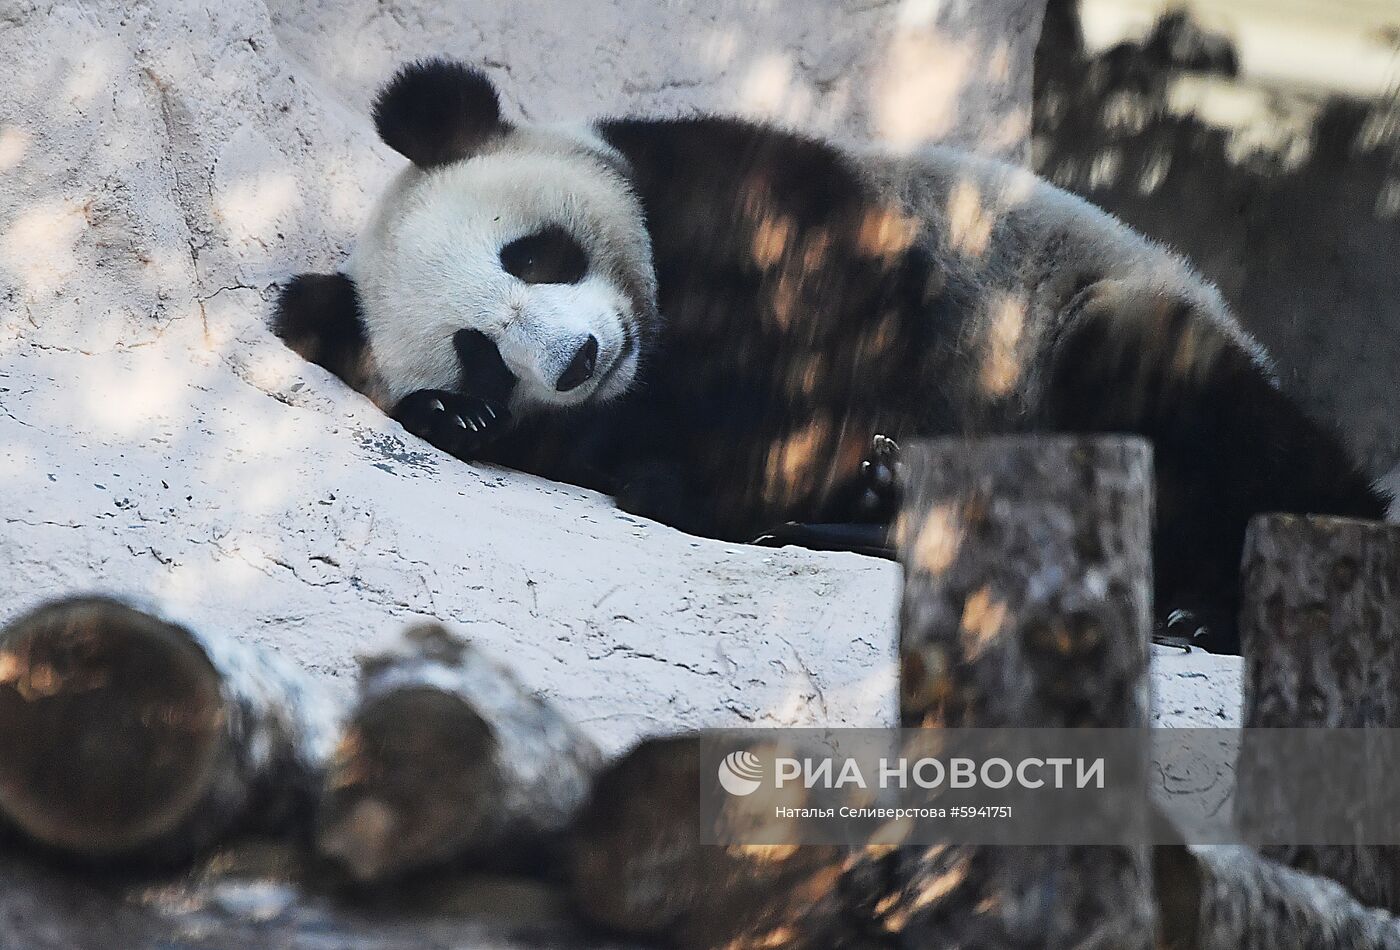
[717,750,764,796]
[715,748,1107,796]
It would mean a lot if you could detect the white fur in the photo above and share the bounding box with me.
[347,127,654,410]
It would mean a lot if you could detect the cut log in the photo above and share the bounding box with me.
[1236,513,1400,912]
[567,734,877,949]
[316,623,603,882]
[0,596,338,864]
[891,434,1156,946]
[570,435,1157,948]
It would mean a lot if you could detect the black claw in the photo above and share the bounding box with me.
[1157,606,1239,654]
[391,389,513,460]
[850,433,903,521]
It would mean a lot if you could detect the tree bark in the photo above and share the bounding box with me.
[570,434,1157,948]
[1236,513,1400,911]
[1148,512,1400,947]
[0,596,338,865]
[567,734,874,949]
[1156,840,1400,949]
[317,623,603,882]
[892,434,1156,947]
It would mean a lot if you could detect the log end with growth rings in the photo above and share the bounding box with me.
[0,597,226,858]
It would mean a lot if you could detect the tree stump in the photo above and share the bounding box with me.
[1236,513,1400,911]
[317,623,602,881]
[892,434,1156,947]
[0,596,337,865]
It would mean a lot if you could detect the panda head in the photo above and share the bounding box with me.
[346,59,657,412]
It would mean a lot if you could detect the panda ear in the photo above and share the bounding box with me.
[273,272,376,392]
[372,58,506,168]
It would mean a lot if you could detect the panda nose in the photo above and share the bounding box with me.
[555,335,599,392]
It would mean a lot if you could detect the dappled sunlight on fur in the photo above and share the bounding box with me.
[978,289,1030,397]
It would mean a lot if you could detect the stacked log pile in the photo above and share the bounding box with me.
[3,438,1400,947]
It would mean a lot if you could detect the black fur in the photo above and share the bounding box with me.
[484,117,954,536]
[1043,291,1386,648]
[392,389,511,458]
[272,274,518,438]
[499,227,589,285]
[453,329,518,405]
[492,116,1384,652]
[272,273,374,391]
[372,59,505,168]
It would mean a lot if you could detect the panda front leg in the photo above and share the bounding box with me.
[1043,283,1389,652]
[749,436,903,558]
[392,328,520,461]
[609,436,903,552]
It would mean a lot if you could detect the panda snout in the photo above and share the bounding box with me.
[555,335,599,392]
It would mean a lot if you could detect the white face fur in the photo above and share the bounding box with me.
[346,127,657,412]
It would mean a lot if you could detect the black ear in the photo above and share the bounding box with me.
[372,58,505,168]
[273,272,376,393]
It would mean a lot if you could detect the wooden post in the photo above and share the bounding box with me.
[1148,512,1400,948]
[317,623,603,881]
[1236,513,1400,911]
[0,596,337,864]
[891,434,1156,946]
[569,434,1157,948]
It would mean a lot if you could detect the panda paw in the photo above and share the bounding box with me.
[1153,606,1239,654]
[392,389,511,460]
[854,434,902,519]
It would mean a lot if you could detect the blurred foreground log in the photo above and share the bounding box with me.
[890,435,1155,946]
[317,624,602,881]
[568,735,870,949]
[1235,514,1400,911]
[0,843,646,949]
[0,596,337,864]
[1155,839,1400,949]
[570,435,1157,947]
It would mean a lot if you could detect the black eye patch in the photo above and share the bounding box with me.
[499,226,588,285]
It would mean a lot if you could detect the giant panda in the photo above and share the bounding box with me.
[274,58,1388,652]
